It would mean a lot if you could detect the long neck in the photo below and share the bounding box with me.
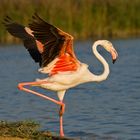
[91,41,110,82]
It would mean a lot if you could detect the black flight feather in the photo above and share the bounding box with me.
[3,16,42,66]
[29,13,65,67]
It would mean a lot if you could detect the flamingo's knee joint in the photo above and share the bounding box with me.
[59,103,65,116]
[18,83,24,90]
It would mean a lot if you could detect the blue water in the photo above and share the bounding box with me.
[0,39,140,140]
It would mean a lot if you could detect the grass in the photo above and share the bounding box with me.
[0,0,140,44]
[0,120,74,140]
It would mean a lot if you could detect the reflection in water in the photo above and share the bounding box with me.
[0,39,140,139]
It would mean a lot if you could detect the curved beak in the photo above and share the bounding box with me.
[110,48,118,64]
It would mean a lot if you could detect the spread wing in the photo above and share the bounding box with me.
[3,16,42,66]
[29,13,78,67]
[3,13,79,75]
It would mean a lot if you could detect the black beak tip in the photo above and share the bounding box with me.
[112,59,116,64]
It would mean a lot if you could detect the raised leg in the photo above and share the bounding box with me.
[18,81,65,137]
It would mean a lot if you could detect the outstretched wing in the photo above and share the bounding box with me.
[3,16,42,66]
[29,13,78,67]
[3,14,80,75]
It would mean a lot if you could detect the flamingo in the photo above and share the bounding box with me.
[3,13,118,137]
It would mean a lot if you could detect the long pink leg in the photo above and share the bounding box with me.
[18,81,65,137]
[59,101,65,137]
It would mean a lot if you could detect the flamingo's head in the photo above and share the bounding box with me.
[98,40,118,64]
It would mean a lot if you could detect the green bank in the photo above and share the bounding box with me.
[0,120,74,140]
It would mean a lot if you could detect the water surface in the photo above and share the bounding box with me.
[0,39,140,139]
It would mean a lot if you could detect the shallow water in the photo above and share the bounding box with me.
[0,39,140,140]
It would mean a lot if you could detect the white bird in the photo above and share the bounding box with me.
[3,13,118,137]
